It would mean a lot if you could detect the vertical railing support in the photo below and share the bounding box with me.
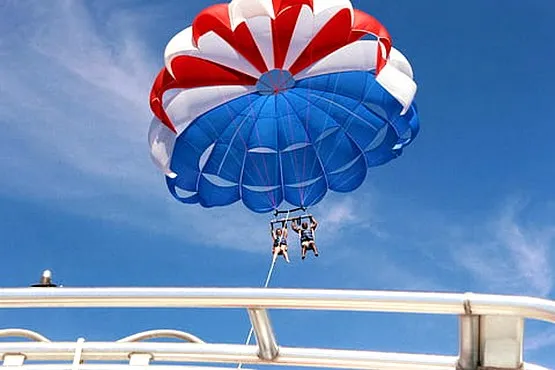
[458,315,480,370]
[247,308,279,361]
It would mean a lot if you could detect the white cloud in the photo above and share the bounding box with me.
[0,0,396,256]
[0,1,260,251]
[311,190,391,242]
[322,197,358,225]
[28,0,154,113]
[0,0,157,193]
[453,198,554,297]
[0,0,338,255]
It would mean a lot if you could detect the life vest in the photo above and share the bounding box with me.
[274,234,287,246]
[300,228,314,242]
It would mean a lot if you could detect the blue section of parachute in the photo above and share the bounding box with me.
[166,70,420,213]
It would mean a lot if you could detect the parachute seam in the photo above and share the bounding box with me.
[231,96,268,204]
[298,82,381,130]
[286,5,352,73]
[288,89,369,171]
[215,94,264,176]
[281,4,316,71]
[275,96,286,209]
[296,72,386,123]
[288,89,368,194]
[303,91,372,157]
[241,96,279,212]
[280,89,305,205]
[303,91,370,192]
[181,93,262,205]
[194,95,257,202]
[238,96,272,208]
[293,79,386,154]
[302,71,341,199]
[292,37,380,82]
[168,91,251,192]
[297,71,418,151]
[280,92,329,199]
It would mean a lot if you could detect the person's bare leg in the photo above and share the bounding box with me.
[283,248,290,263]
[311,242,319,256]
[301,244,307,259]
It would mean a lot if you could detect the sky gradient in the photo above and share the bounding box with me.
[1,0,554,368]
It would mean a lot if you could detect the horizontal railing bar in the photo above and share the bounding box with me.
[2,366,257,370]
[117,329,205,343]
[0,328,51,342]
[6,365,547,370]
[0,288,554,324]
[0,342,550,370]
[0,342,453,369]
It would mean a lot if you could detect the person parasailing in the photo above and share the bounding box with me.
[271,222,290,263]
[292,216,319,260]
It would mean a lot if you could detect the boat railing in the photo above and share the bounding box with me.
[0,286,553,370]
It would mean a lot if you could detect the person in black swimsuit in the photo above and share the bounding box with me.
[271,224,290,263]
[292,216,319,260]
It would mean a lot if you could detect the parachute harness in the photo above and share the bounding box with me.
[237,209,291,369]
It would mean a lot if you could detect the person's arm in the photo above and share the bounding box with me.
[291,221,299,233]
[281,223,288,238]
[311,217,318,230]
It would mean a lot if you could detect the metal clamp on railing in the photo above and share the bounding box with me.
[2,354,25,367]
[0,329,46,368]
[457,295,526,370]
[129,353,152,366]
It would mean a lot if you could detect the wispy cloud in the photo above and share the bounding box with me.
[0,1,365,256]
[321,197,358,226]
[0,0,397,257]
[453,197,554,297]
[300,190,449,292]
[0,0,157,194]
[28,1,154,113]
[0,1,248,249]
[313,190,391,241]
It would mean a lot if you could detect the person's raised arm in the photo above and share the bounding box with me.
[311,216,319,230]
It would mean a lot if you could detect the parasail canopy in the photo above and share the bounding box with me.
[148,0,419,214]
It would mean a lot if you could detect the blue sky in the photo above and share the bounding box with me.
[1,0,554,368]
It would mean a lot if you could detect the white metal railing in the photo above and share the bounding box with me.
[1,288,555,319]
[0,287,554,370]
